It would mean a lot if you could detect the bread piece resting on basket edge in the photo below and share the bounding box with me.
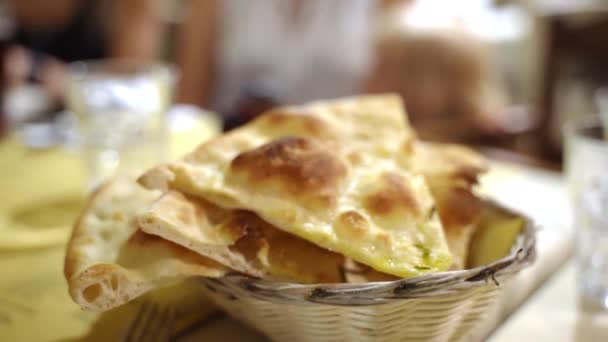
[63,179,227,312]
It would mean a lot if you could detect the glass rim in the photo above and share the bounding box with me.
[66,58,178,83]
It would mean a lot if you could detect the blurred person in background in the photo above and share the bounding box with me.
[0,0,518,146]
[366,0,513,144]
[367,27,507,143]
[175,0,386,129]
[176,0,513,139]
[2,0,162,102]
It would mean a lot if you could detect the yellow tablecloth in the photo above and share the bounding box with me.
[0,115,220,341]
[0,121,571,341]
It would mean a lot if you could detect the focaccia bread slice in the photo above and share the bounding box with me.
[428,179,484,269]
[407,142,488,269]
[139,95,452,277]
[64,179,227,312]
[137,191,345,283]
[404,141,488,186]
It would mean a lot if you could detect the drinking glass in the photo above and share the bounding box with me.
[565,116,608,312]
[65,60,175,188]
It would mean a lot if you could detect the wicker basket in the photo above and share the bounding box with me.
[199,206,536,342]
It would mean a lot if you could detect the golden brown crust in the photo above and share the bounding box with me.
[137,191,264,277]
[138,192,345,283]
[125,230,222,266]
[222,211,272,269]
[266,232,344,283]
[364,172,421,216]
[407,141,488,185]
[231,137,346,189]
[335,210,369,240]
[425,178,485,270]
[402,140,489,270]
[230,136,347,205]
[337,211,365,224]
[436,187,484,233]
[256,110,332,138]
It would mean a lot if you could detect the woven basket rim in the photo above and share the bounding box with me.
[200,201,536,305]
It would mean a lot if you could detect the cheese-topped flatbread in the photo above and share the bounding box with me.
[405,141,488,186]
[428,181,484,269]
[139,95,452,277]
[137,191,345,283]
[64,179,227,311]
[407,142,488,269]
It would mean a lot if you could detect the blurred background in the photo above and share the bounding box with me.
[1,0,607,166]
[3,1,608,340]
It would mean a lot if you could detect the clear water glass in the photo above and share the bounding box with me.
[565,117,608,312]
[65,60,175,188]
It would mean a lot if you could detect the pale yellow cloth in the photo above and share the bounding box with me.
[0,116,220,341]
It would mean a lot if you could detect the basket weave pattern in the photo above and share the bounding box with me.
[199,214,535,341]
[203,283,503,341]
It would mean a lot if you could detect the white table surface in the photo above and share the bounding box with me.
[179,161,576,341]
[491,261,608,342]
